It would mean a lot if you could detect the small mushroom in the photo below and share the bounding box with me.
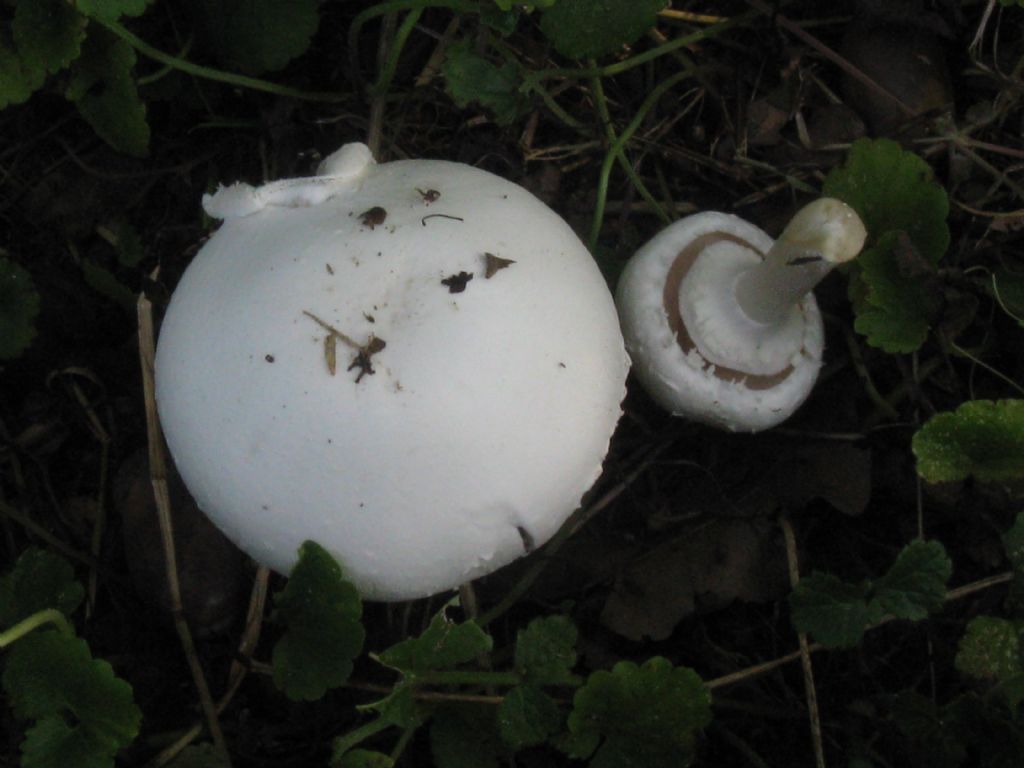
[616,198,866,432]
[155,143,628,601]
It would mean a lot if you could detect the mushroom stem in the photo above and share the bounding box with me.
[733,198,866,325]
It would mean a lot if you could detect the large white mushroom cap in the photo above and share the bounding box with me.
[155,143,628,601]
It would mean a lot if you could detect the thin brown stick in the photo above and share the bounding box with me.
[147,567,271,768]
[781,516,827,768]
[137,289,230,763]
[366,11,396,157]
[229,565,270,689]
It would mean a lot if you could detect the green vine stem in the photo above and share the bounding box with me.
[0,609,74,649]
[412,668,582,688]
[93,18,349,103]
[348,0,477,89]
[330,716,394,761]
[588,70,691,251]
[370,9,425,97]
[520,13,749,94]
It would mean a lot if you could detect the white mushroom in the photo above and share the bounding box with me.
[155,143,629,601]
[616,198,866,432]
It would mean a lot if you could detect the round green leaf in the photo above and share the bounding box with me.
[913,400,1024,483]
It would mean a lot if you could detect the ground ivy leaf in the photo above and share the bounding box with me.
[955,615,1024,711]
[358,683,421,729]
[65,30,149,157]
[13,0,86,77]
[823,138,949,352]
[540,0,667,59]
[955,616,1024,681]
[0,36,45,108]
[184,0,319,74]
[912,400,1024,483]
[565,657,711,768]
[514,615,577,684]
[872,540,951,621]
[789,572,876,649]
[823,138,949,262]
[0,548,84,628]
[3,630,141,768]
[0,256,41,359]
[271,541,364,702]
[498,684,562,749]
[443,40,524,125]
[850,231,942,352]
[431,703,506,768]
[71,0,152,22]
[377,603,491,674]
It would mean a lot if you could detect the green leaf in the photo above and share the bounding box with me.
[871,540,951,621]
[789,572,877,649]
[790,541,951,649]
[3,630,141,768]
[442,40,524,125]
[0,256,41,359]
[71,0,152,22]
[480,6,520,37]
[13,0,86,77]
[81,260,136,311]
[497,684,562,749]
[184,0,319,74]
[955,615,1024,683]
[824,138,949,262]
[359,684,421,729]
[430,703,505,768]
[565,657,710,768]
[540,0,666,59]
[0,34,45,108]
[272,541,364,702]
[823,138,949,352]
[514,615,577,684]
[335,750,394,768]
[65,30,149,157]
[849,231,943,352]
[913,400,1024,483]
[0,548,84,628]
[377,604,491,674]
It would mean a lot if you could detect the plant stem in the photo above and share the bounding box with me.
[330,716,394,760]
[588,71,689,250]
[370,9,425,97]
[0,609,74,649]
[94,18,348,103]
[348,0,476,89]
